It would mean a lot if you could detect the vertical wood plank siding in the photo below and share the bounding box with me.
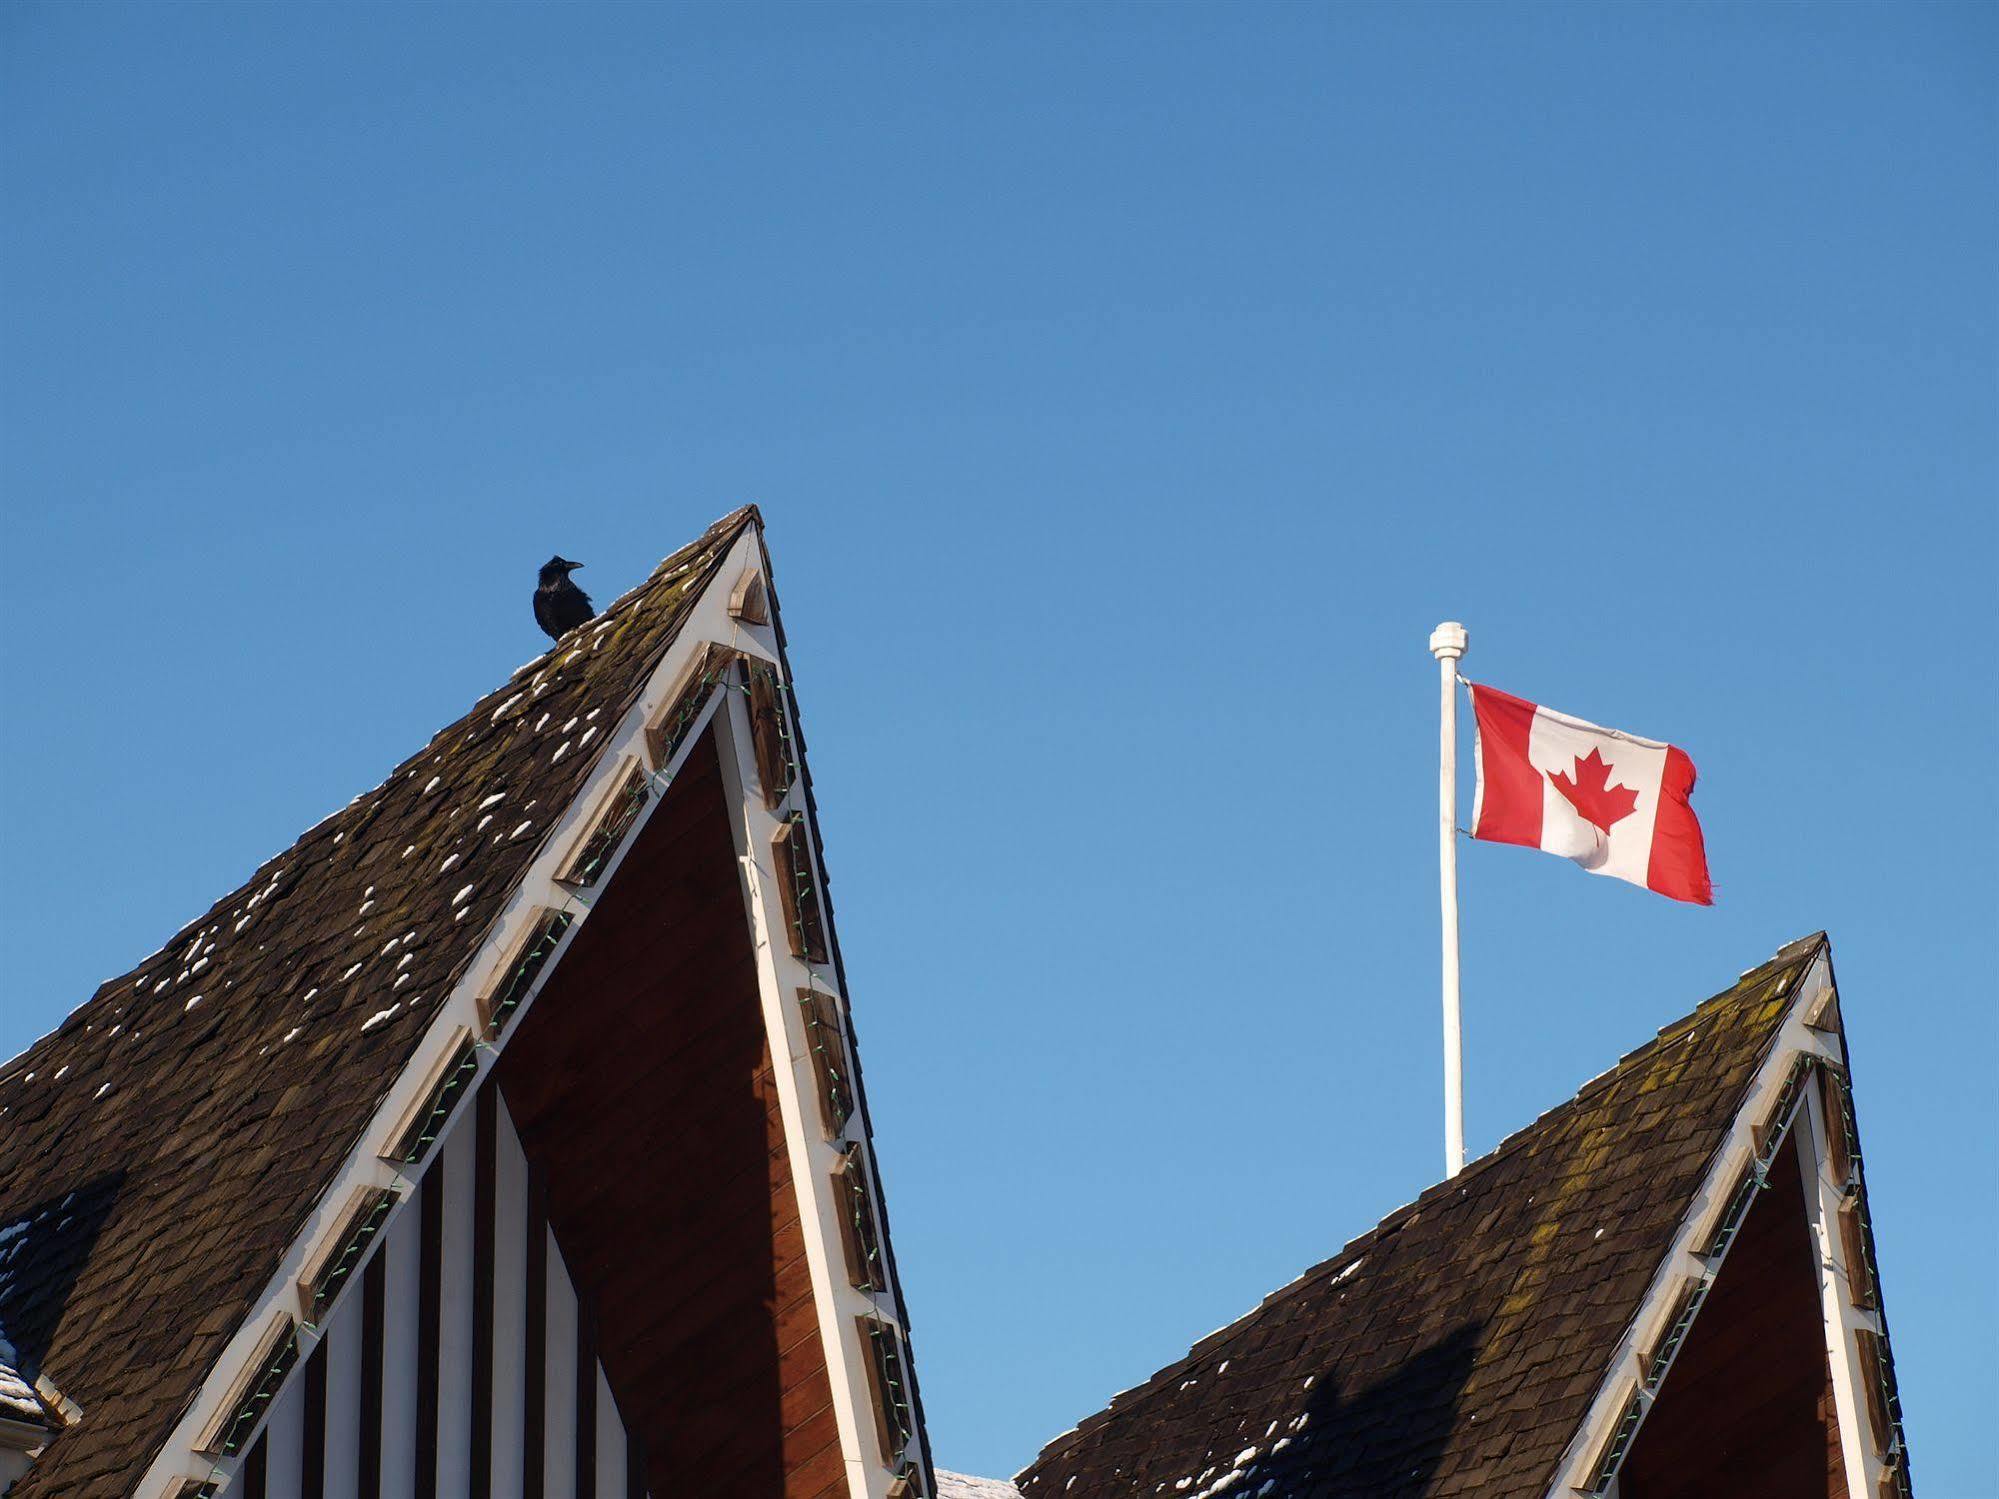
[236,1089,645,1499]
[242,1435,269,1499]
[414,1162,444,1499]
[360,1253,386,1499]
[543,1229,579,1499]
[472,1084,498,1499]
[324,1315,361,1499]
[381,1207,420,1499]
[576,1298,599,1497]
[300,1340,328,1499]
[493,1103,532,1499]
[626,1429,645,1499]
[438,1122,477,1498]
[525,1163,549,1499]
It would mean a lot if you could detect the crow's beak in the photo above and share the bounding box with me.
[570,562,584,570]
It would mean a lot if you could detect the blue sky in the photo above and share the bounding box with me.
[3,2,1992,1488]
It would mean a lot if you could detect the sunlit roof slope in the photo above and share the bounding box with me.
[1017,935,1861,1499]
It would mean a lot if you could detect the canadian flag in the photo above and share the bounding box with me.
[1469,683,1712,905]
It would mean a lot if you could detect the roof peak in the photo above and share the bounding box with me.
[0,507,759,1492]
[1302,931,1830,1287]
[1021,931,1832,1490]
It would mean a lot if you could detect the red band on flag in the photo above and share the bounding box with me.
[1470,683,1541,849]
[1646,745,1713,905]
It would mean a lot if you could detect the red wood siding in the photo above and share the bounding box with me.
[499,728,842,1499]
[1620,1134,1846,1498]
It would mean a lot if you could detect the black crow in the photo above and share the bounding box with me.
[534,556,594,640]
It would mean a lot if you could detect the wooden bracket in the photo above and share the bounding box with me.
[728,569,770,625]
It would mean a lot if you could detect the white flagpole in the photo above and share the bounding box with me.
[1429,621,1468,1178]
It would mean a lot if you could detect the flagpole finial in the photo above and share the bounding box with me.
[1430,621,1468,662]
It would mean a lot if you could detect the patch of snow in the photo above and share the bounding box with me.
[183,995,203,1012]
[552,741,572,763]
[1184,1467,1248,1499]
[0,1349,44,1425]
[439,854,461,874]
[509,821,533,840]
[452,884,476,907]
[478,792,506,810]
[360,1004,401,1033]
[934,1475,1024,1499]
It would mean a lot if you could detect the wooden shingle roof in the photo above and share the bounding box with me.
[0,508,757,1495]
[1017,935,1839,1499]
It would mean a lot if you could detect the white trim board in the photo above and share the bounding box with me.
[715,683,912,1499]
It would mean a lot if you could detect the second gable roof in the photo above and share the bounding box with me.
[1017,936,1829,1499]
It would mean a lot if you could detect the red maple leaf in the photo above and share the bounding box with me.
[1549,747,1639,834]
